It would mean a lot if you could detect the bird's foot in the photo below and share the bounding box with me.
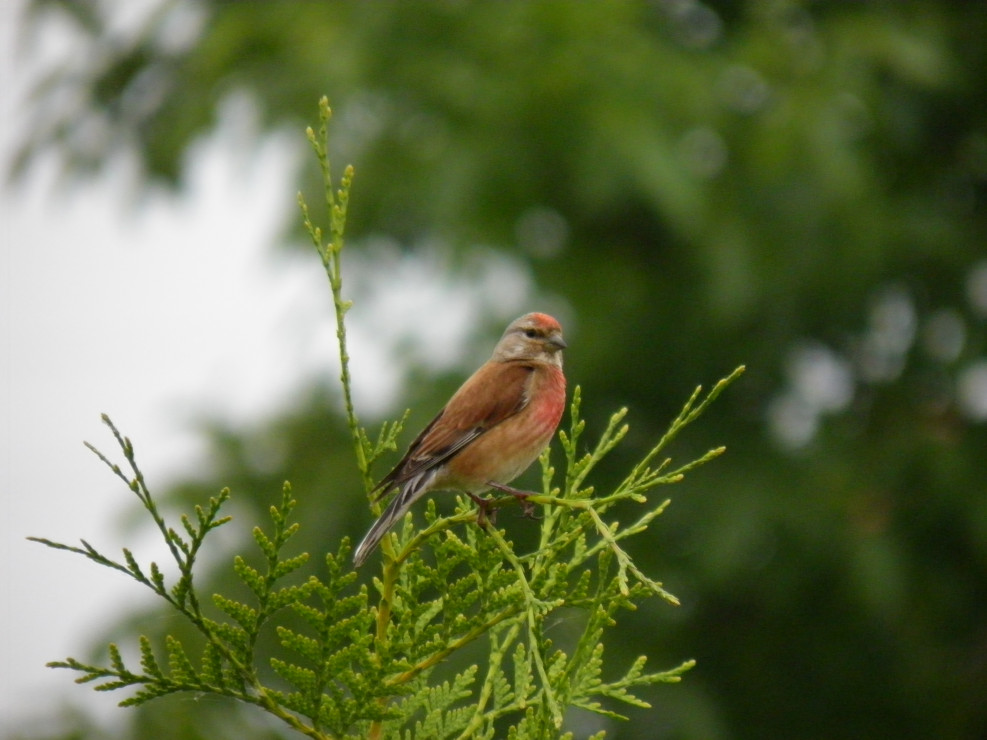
[466,491,497,526]
[487,482,540,519]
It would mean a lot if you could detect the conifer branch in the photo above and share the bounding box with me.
[29,97,744,739]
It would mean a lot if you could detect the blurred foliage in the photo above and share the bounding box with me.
[14,0,987,738]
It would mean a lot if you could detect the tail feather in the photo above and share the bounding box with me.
[352,470,436,567]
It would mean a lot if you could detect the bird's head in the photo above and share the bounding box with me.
[492,312,567,366]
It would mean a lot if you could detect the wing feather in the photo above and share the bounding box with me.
[372,362,533,497]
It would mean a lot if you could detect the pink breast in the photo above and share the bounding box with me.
[442,365,566,491]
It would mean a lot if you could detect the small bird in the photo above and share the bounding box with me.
[352,312,567,567]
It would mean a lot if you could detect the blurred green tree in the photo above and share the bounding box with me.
[14,1,987,738]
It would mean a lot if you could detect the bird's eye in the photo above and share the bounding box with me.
[523,328,538,338]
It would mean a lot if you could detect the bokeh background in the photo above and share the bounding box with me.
[3,1,986,738]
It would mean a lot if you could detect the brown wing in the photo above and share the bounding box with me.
[372,362,533,498]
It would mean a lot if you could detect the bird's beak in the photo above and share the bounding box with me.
[547,334,567,350]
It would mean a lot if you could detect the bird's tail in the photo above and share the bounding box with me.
[352,470,435,567]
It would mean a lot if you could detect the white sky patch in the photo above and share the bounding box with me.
[957,360,987,422]
[2,113,302,728]
[768,341,855,449]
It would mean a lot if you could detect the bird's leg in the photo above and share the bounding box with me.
[466,491,497,526]
[487,481,540,519]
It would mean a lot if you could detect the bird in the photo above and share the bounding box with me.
[352,312,567,567]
